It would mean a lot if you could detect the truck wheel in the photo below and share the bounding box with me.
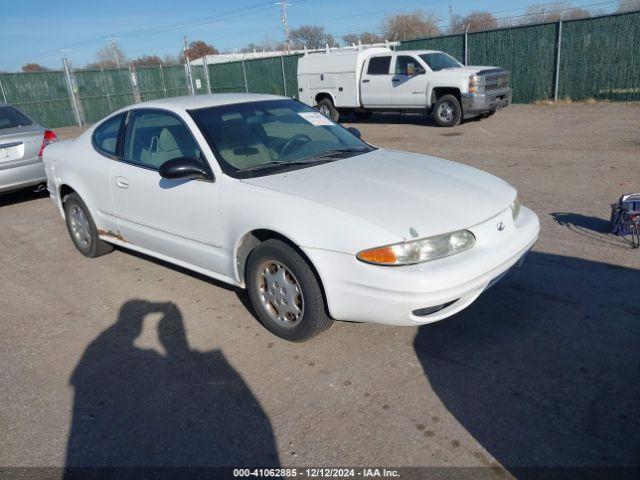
[433,94,462,127]
[317,98,339,122]
[246,239,333,342]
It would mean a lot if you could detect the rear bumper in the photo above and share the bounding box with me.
[303,206,539,326]
[0,158,46,193]
[462,88,512,117]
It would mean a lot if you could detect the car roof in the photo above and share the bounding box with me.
[130,93,289,112]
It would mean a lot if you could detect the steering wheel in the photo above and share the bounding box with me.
[280,134,312,156]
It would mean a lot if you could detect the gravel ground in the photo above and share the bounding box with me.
[1,103,639,477]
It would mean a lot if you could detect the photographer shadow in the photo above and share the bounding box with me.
[64,300,279,471]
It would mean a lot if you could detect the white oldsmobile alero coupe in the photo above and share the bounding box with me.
[43,94,539,341]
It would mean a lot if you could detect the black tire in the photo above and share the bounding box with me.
[246,239,333,342]
[317,98,339,122]
[63,192,114,258]
[353,109,372,120]
[433,94,462,127]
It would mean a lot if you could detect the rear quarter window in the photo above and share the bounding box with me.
[92,113,124,156]
[0,106,33,130]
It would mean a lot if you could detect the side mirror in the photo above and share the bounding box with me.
[347,127,361,139]
[159,157,211,181]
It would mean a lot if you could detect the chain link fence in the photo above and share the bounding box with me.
[1,11,638,128]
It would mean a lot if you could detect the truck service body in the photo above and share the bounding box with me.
[297,46,512,127]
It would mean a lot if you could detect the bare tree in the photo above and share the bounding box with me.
[289,25,337,50]
[381,11,440,41]
[617,0,640,11]
[520,2,592,25]
[87,44,127,69]
[162,55,180,66]
[131,55,162,67]
[342,31,385,45]
[451,11,498,33]
[182,40,219,61]
[21,63,49,72]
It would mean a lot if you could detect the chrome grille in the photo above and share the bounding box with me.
[484,71,510,91]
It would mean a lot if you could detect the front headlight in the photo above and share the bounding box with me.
[510,195,522,221]
[357,230,476,266]
[468,74,479,94]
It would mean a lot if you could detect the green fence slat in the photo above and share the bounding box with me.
[0,71,75,128]
[283,54,302,99]
[162,65,190,97]
[559,12,640,101]
[190,64,208,95]
[209,62,246,93]
[244,57,285,95]
[136,66,168,101]
[398,34,465,63]
[468,23,557,103]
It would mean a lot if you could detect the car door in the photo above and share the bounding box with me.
[109,108,225,274]
[391,54,428,107]
[360,55,393,107]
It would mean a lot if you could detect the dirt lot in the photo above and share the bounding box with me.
[1,104,639,477]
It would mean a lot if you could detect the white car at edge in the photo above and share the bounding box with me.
[43,93,540,342]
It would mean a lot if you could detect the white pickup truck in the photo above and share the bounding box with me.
[297,46,511,127]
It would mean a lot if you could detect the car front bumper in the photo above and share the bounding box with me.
[0,158,46,194]
[303,205,539,326]
[462,88,512,117]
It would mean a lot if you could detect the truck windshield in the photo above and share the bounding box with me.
[0,106,33,130]
[189,99,372,177]
[419,53,463,72]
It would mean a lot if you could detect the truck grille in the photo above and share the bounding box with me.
[484,71,510,91]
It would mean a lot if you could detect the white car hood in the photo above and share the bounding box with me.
[240,149,516,241]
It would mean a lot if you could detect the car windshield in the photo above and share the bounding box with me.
[189,99,372,177]
[419,53,463,72]
[0,106,33,130]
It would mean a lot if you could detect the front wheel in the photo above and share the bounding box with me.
[433,94,462,127]
[317,98,339,122]
[246,239,333,342]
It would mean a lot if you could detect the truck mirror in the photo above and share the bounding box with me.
[347,127,362,139]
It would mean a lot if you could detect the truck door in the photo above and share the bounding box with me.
[360,55,393,107]
[391,55,428,107]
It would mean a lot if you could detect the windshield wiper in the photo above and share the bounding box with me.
[240,157,336,172]
[240,147,371,172]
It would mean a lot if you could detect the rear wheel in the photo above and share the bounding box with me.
[433,94,462,127]
[317,98,339,122]
[63,192,114,258]
[246,239,333,342]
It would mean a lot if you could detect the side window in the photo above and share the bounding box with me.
[395,56,423,75]
[92,113,123,156]
[366,56,391,75]
[123,110,202,169]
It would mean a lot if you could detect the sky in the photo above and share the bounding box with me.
[0,0,620,71]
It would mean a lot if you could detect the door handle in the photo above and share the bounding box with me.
[115,176,129,189]
[362,79,370,83]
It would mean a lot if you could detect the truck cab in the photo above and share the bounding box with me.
[297,47,511,127]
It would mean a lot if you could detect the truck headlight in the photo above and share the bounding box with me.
[468,74,479,94]
[510,195,521,221]
[357,230,476,266]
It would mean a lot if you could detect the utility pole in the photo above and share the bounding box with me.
[183,35,195,95]
[275,1,291,51]
[108,36,121,69]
